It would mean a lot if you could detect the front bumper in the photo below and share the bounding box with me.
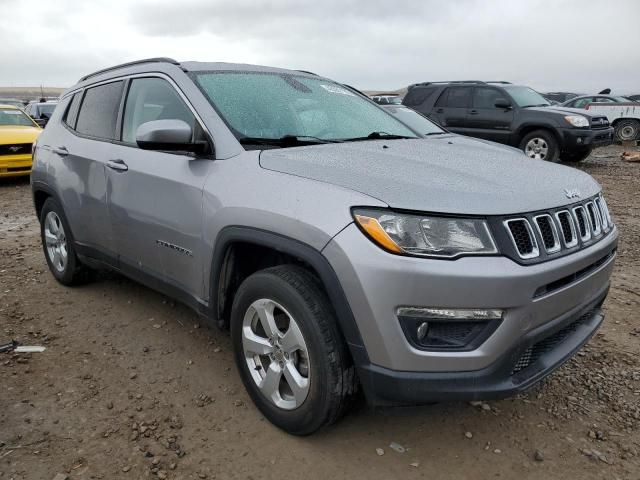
[558,126,614,149]
[323,222,617,404]
[357,290,605,405]
[0,153,32,177]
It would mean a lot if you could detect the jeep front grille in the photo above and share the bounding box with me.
[504,219,539,259]
[501,194,613,261]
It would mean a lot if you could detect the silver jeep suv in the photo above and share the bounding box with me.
[31,58,617,435]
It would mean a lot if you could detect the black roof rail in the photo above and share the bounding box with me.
[79,57,180,82]
[295,70,318,76]
[485,81,512,84]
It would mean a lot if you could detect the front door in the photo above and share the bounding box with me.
[465,87,514,143]
[106,76,214,302]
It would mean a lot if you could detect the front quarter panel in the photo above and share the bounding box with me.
[200,151,387,300]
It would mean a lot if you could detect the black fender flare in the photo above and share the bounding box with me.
[209,226,369,365]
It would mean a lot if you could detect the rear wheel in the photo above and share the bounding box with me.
[230,265,357,435]
[614,119,640,141]
[519,130,559,162]
[40,198,93,285]
[561,148,592,163]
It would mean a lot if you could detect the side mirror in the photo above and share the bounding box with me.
[136,119,206,153]
[34,118,47,127]
[494,98,512,109]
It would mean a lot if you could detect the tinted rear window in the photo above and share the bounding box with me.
[403,86,438,107]
[76,81,124,140]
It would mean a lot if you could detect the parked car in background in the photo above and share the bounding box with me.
[581,102,640,141]
[561,95,631,109]
[542,92,582,104]
[626,94,640,102]
[371,94,402,105]
[0,104,41,177]
[31,58,617,434]
[403,81,614,162]
[24,101,58,127]
[0,98,27,109]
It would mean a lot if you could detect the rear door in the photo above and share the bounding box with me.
[105,76,214,302]
[432,86,472,133]
[46,83,123,258]
[465,86,514,143]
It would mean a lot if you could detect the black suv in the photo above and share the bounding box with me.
[403,81,614,162]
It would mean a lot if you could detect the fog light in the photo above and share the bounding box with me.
[397,307,503,351]
[416,321,429,341]
[577,137,583,144]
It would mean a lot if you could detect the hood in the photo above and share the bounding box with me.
[0,125,41,144]
[259,136,600,215]
[525,105,600,118]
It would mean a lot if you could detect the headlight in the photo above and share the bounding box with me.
[353,209,498,258]
[564,115,589,127]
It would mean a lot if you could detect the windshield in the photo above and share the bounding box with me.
[503,86,550,108]
[0,108,35,126]
[194,72,418,146]
[384,106,444,136]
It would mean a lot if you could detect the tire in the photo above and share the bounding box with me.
[519,130,559,162]
[40,197,93,285]
[230,265,358,435]
[561,148,592,163]
[614,119,640,141]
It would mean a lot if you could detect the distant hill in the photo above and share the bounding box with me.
[0,86,66,101]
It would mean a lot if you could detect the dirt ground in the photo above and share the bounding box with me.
[1,145,639,480]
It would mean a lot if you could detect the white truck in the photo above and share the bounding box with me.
[586,102,640,141]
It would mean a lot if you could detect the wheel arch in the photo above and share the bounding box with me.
[209,226,369,365]
[515,124,562,147]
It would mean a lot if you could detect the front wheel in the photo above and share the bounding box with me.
[561,148,592,163]
[519,130,559,162]
[230,265,357,435]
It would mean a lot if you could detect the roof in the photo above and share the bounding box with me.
[0,104,20,109]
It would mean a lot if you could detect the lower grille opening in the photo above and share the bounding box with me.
[511,309,594,375]
[534,249,615,297]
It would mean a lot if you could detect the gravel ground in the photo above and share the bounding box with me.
[1,145,639,480]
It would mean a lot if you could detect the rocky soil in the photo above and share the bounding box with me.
[1,145,639,479]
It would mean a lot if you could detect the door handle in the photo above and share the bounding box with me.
[469,110,479,115]
[51,146,68,156]
[107,159,128,172]
[436,108,444,113]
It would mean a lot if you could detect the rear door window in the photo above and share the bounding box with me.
[436,87,472,108]
[75,81,124,140]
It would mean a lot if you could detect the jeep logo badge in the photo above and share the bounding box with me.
[564,188,581,199]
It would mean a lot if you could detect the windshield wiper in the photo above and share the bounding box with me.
[238,135,342,146]
[341,131,415,142]
[424,131,447,136]
[523,104,550,108]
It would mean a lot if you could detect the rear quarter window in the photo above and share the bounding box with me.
[75,81,124,140]
[64,93,83,130]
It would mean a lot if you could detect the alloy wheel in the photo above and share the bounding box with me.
[525,138,549,160]
[241,298,311,410]
[44,211,68,273]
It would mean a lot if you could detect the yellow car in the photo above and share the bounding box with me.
[0,104,42,177]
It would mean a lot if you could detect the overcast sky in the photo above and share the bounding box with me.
[1,0,639,93]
